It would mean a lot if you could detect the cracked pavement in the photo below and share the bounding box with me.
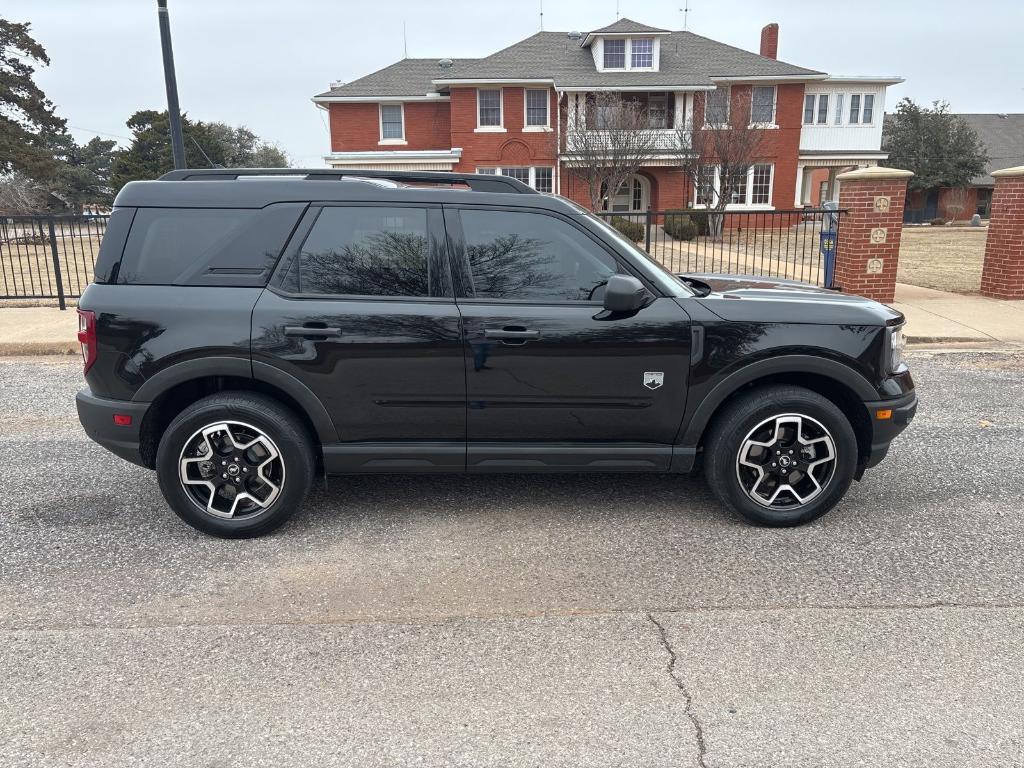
[2,350,1023,766]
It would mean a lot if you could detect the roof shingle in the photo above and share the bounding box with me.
[315,27,823,99]
[958,114,1024,185]
[587,18,670,35]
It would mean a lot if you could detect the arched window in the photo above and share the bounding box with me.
[604,174,650,213]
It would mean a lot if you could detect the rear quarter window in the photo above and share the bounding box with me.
[91,207,136,284]
[117,208,255,285]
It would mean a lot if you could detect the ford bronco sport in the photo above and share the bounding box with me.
[76,169,916,537]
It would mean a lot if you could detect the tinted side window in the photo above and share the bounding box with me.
[118,208,254,284]
[459,209,620,302]
[93,207,135,283]
[291,206,431,297]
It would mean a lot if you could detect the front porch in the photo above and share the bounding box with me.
[795,151,887,207]
[559,166,690,213]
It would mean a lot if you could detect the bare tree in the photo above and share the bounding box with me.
[674,92,765,237]
[561,92,666,212]
[0,172,48,213]
[943,187,968,221]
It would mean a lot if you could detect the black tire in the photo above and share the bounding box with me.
[156,392,315,538]
[703,385,858,527]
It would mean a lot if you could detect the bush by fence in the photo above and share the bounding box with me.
[607,216,645,242]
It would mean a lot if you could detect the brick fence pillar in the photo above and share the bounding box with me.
[833,166,914,303]
[980,166,1024,299]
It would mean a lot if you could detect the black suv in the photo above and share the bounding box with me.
[76,169,916,537]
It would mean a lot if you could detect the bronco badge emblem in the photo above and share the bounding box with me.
[643,372,664,390]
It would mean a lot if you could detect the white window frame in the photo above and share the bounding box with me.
[476,166,554,193]
[378,103,406,145]
[692,164,775,209]
[630,38,654,69]
[476,88,505,132]
[750,163,773,205]
[603,38,626,69]
[834,93,844,125]
[860,94,875,125]
[597,37,658,72]
[523,88,551,131]
[849,94,861,124]
[750,85,777,127]
[803,93,830,126]
[704,86,730,127]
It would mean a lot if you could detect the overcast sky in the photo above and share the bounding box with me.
[10,0,1024,167]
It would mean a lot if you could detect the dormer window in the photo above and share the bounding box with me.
[631,39,653,68]
[582,20,668,72]
[603,39,625,69]
[595,36,660,72]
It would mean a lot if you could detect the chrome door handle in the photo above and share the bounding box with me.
[484,328,541,344]
[284,325,342,337]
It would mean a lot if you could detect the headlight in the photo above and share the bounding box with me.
[888,325,906,373]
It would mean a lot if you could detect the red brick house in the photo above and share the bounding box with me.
[314,19,901,213]
[901,113,1024,222]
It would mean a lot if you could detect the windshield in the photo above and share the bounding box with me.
[581,208,693,296]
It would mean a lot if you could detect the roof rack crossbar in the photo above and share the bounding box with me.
[157,167,539,194]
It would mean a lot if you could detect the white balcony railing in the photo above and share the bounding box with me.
[562,128,687,155]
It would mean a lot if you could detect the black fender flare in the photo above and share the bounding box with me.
[132,356,339,444]
[678,354,877,447]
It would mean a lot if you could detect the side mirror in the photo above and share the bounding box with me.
[603,274,648,313]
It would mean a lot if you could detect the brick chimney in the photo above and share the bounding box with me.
[760,23,779,59]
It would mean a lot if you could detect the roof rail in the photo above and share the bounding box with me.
[157,167,539,194]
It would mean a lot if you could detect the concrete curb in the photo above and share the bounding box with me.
[906,336,992,345]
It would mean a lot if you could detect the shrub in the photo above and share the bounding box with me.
[663,210,712,237]
[607,215,645,241]
[662,211,699,241]
[929,217,947,226]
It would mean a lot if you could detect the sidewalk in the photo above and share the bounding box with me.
[0,306,79,356]
[892,283,1024,346]
[0,286,1022,355]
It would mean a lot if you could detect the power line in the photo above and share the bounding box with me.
[68,125,132,141]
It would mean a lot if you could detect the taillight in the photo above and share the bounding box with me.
[77,309,97,374]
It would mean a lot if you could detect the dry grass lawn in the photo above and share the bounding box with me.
[0,222,102,301]
[897,226,988,294]
[648,237,824,284]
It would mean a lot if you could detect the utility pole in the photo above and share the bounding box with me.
[156,0,186,169]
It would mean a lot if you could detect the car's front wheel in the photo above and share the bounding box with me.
[703,385,858,526]
[156,392,315,537]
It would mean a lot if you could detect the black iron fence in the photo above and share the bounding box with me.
[596,208,844,288]
[0,214,108,309]
[1,208,844,307]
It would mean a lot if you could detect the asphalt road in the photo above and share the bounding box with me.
[2,350,1023,767]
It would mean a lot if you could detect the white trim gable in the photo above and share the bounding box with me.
[591,36,662,73]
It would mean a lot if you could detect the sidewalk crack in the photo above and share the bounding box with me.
[648,612,709,768]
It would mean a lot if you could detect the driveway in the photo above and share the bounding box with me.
[2,351,1023,767]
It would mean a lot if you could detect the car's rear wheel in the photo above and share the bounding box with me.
[156,392,315,537]
[704,385,858,526]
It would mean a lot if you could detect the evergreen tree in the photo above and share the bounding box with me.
[111,111,290,190]
[884,99,988,190]
[0,17,68,181]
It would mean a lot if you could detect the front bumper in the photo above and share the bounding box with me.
[861,390,918,472]
[76,387,151,468]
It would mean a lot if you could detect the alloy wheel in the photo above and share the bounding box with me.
[178,421,285,519]
[735,413,837,509]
